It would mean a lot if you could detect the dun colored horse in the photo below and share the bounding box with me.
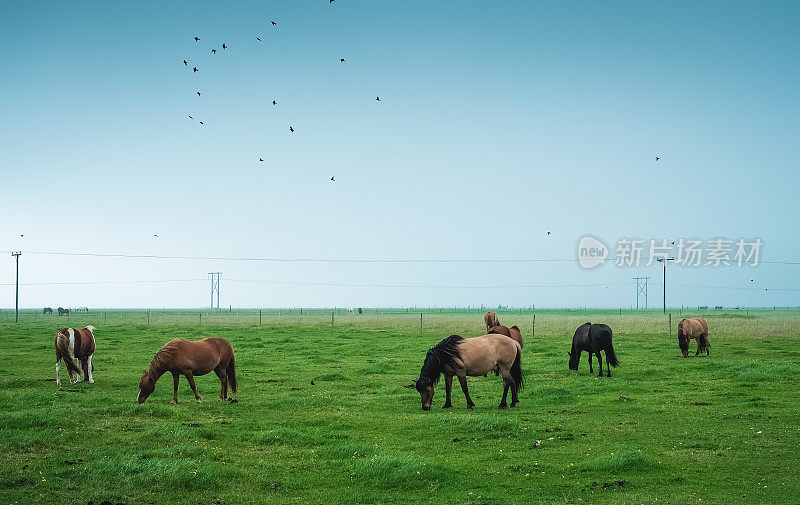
[55,326,96,385]
[488,324,524,348]
[138,337,237,404]
[678,317,710,357]
[568,323,619,377]
[484,311,499,333]
[415,334,523,410]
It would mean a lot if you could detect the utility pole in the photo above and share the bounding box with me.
[633,276,650,310]
[11,252,21,323]
[208,272,221,309]
[656,258,675,314]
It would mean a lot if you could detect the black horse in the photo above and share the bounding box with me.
[43,307,53,315]
[57,307,70,316]
[568,323,619,377]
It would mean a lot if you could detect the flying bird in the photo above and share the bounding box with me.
[199,121,204,125]
[547,231,551,236]
[271,20,277,25]
[340,58,345,62]
[376,96,381,101]
[330,0,334,3]
[259,158,264,162]
[257,37,262,41]
[330,176,335,181]
[289,126,294,132]
[183,59,188,66]
[655,156,660,161]
[193,67,198,73]
[222,43,227,50]
[154,234,159,238]
[188,115,194,119]
[194,37,200,42]
[211,49,216,54]
[272,100,277,105]
[196,91,201,96]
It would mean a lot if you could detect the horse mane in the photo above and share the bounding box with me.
[149,339,184,375]
[419,335,464,385]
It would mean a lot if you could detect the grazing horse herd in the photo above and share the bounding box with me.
[51,313,710,410]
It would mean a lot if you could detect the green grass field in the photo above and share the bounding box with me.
[1,308,799,505]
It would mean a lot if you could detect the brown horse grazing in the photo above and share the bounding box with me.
[488,324,524,349]
[484,311,499,333]
[55,326,96,386]
[415,334,523,410]
[678,317,710,358]
[138,337,237,404]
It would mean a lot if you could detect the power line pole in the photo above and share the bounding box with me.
[11,252,21,323]
[633,276,650,309]
[656,257,675,314]
[208,272,221,309]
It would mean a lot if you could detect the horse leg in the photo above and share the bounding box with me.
[510,375,519,407]
[457,375,475,409]
[695,338,701,356]
[214,366,227,400]
[442,374,453,408]
[55,358,61,386]
[588,351,593,374]
[80,358,90,382]
[171,372,180,404]
[87,354,94,383]
[185,373,201,402]
[596,351,603,377]
[605,351,611,377]
[499,376,509,409]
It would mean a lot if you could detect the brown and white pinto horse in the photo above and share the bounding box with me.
[55,326,96,386]
[138,337,237,404]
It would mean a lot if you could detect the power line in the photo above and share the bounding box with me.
[3,249,798,265]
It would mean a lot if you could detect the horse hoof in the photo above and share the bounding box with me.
[88,379,94,384]
[498,404,507,410]
[196,398,202,403]
[442,404,452,409]
[170,400,178,404]
[467,405,474,410]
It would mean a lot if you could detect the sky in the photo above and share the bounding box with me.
[1,0,799,309]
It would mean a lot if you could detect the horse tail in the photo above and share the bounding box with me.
[55,332,81,376]
[606,342,619,368]
[227,354,237,394]
[510,345,524,391]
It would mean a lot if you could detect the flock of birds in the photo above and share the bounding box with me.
[181,8,370,183]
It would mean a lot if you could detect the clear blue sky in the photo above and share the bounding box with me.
[1,1,798,308]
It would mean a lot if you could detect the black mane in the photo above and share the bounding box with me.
[418,335,464,386]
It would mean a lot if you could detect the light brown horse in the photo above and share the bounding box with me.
[55,326,96,386]
[138,337,237,404]
[488,324,524,348]
[678,317,710,358]
[484,311,499,333]
[415,334,523,410]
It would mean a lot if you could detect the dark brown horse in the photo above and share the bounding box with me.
[138,337,237,404]
[568,323,618,377]
[415,334,523,410]
[488,324,524,348]
[55,326,96,386]
[484,311,499,333]
[678,317,710,357]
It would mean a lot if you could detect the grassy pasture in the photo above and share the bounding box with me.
[1,308,799,504]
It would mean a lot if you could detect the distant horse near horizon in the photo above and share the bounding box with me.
[568,323,618,377]
[55,326,96,386]
[43,307,53,315]
[414,334,523,410]
[484,311,499,333]
[138,337,237,404]
[678,317,710,357]
[57,307,70,316]
[488,324,524,349]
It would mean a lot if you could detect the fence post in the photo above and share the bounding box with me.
[104,312,107,323]
[331,312,334,327]
[420,312,423,332]
[259,310,262,325]
[300,308,303,315]
[147,312,150,326]
[668,313,672,338]
[532,314,535,339]
[200,313,202,325]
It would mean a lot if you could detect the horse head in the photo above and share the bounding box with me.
[677,320,689,358]
[415,377,434,411]
[138,369,156,403]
